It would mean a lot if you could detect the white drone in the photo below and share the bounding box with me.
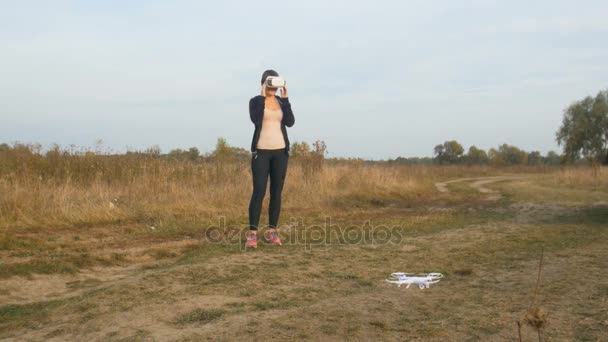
[385,272,443,289]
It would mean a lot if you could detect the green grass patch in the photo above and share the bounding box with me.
[176,243,240,265]
[174,308,225,325]
[548,206,608,225]
[0,260,78,279]
[494,180,608,205]
[144,248,178,260]
[0,298,69,336]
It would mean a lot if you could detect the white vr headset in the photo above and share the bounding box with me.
[265,76,286,88]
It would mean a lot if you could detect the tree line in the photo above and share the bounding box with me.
[418,141,562,166]
[386,142,562,166]
[392,88,608,166]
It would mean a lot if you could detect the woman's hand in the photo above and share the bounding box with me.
[261,82,267,97]
[280,84,289,98]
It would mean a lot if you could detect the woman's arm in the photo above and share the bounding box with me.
[279,85,295,127]
[280,97,295,127]
[249,95,264,125]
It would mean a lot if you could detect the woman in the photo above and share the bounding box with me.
[246,69,295,248]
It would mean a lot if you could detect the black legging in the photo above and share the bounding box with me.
[248,148,289,231]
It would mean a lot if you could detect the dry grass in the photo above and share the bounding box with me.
[2,143,587,230]
[1,144,607,341]
[544,166,608,188]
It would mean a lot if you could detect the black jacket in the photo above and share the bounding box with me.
[249,95,295,155]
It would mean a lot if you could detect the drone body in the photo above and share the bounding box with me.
[385,272,443,289]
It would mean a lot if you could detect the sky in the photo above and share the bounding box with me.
[1,0,607,160]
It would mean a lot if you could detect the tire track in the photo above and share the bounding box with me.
[435,176,524,200]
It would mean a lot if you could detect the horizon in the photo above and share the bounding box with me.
[0,138,563,162]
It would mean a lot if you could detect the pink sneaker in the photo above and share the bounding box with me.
[246,232,258,248]
[265,231,282,245]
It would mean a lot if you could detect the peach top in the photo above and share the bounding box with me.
[256,107,286,149]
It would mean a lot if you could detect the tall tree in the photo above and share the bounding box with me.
[499,144,528,165]
[488,144,527,166]
[556,89,608,165]
[433,140,464,164]
[211,137,235,160]
[465,146,489,165]
[527,151,542,166]
[187,147,200,161]
[544,151,562,165]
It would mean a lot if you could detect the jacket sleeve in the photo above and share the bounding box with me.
[280,97,295,127]
[249,96,264,125]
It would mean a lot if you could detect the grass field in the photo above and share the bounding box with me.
[1,155,607,341]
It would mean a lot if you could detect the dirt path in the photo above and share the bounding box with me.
[435,176,524,200]
[0,238,202,306]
